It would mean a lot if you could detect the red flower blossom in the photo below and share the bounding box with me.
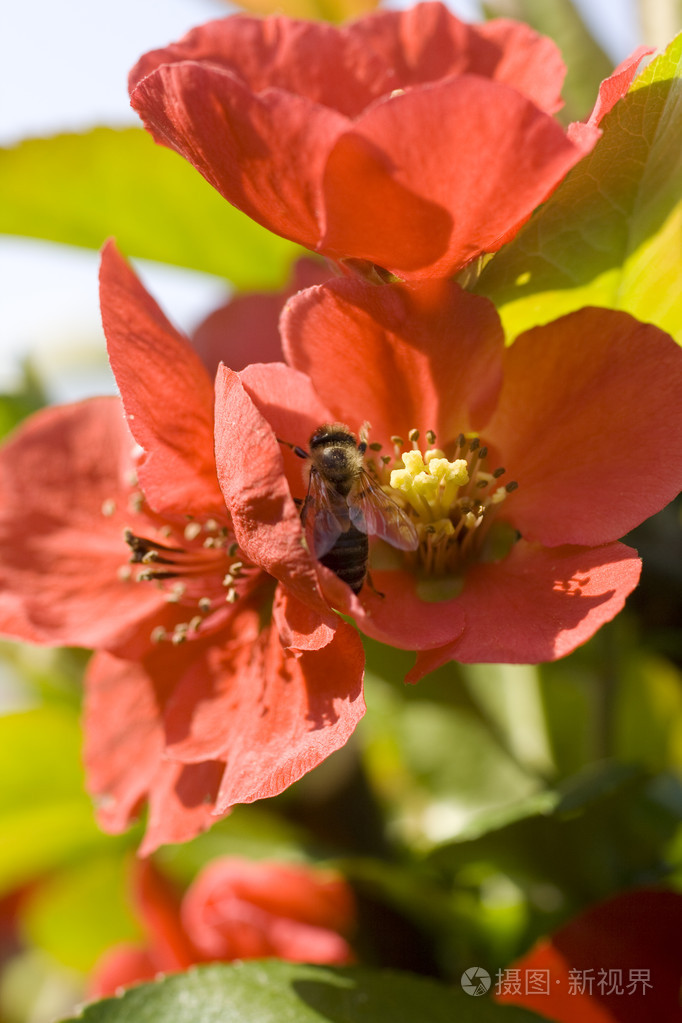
[496,888,682,1022]
[90,858,354,997]
[191,257,332,380]
[0,243,365,853]
[128,3,646,280]
[213,277,682,679]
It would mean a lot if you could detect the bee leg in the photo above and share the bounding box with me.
[365,570,385,599]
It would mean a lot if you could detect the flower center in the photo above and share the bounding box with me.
[104,478,252,645]
[367,428,517,582]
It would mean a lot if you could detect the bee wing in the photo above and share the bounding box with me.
[302,469,347,558]
[348,471,419,551]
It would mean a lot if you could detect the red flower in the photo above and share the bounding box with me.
[128,3,645,281]
[495,888,682,1022]
[0,243,365,853]
[191,257,332,380]
[90,858,354,997]
[213,277,682,679]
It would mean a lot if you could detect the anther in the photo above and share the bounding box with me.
[391,435,404,447]
[198,597,212,614]
[408,428,420,445]
[151,626,167,643]
[492,467,506,478]
[184,522,202,541]
[505,481,519,492]
[128,493,144,514]
[101,499,116,517]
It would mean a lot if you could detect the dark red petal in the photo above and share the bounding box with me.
[191,258,332,379]
[281,277,504,447]
[485,309,682,546]
[100,241,224,517]
[498,888,682,1022]
[131,63,348,250]
[0,399,167,652]
[214,365,330,611]
[321,76,590,277]
[406,541,641,676]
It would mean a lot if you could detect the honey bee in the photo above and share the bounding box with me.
[287,423,419,594]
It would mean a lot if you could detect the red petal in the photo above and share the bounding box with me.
[272,585,337,653]
[321,76,588,277]
[130,6,567,124]
[88,945,157,998]
[182,858,355,963]
[214,365,330,611]
[349,569,467,653]
[100,242,224,517]
[130,62,347,250]
[281,278,504,446]
[191,258,331,379]
[407,541,641,675]
[161,613,364,804]
[477,18,566,113]
[212,621,365,813]
[0,399,167,652]
[141,759,227,856]
[86,649,231,854]
[584,46,653,129]
[84,651,165,835]
[485,309,682,546]
[131,860,199,970]
[498,888,682,1022]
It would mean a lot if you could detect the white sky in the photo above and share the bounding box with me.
[0,0,648,400]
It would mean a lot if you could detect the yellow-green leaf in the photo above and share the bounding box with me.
[476,34,682,344]
[0,128,302,290]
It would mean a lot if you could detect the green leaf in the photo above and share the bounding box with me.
[476,34,682,344]
[0,128,302,289]
[481,0,613,123]
[427,762,680,897]
[361,668,542,850]
[0,707,119,893]
[58,960,550,1022]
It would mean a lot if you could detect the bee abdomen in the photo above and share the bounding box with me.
[319,526,369,594]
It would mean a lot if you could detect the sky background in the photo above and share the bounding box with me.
[0,0,655,400]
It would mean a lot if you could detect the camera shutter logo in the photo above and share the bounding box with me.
[461,967,491,996]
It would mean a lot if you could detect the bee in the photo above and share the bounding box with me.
[287,423,419,594]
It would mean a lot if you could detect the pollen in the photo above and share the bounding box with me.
[384,429,518,578]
